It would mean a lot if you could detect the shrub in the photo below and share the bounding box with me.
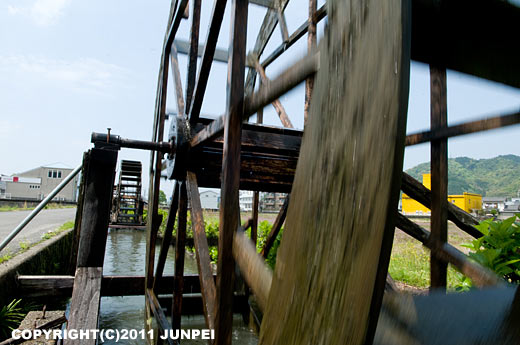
[462,214,520,284]
[0,299,24,340]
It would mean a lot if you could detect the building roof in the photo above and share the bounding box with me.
[483,197,507,202]
[41,162,74,169]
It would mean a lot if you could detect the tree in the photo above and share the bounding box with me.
[159,190,167,205]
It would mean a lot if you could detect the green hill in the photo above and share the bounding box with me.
[406,155,520,197]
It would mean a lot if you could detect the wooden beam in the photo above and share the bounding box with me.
[186,172,216,330]
[405,111,520,146]
[188,0,228,125]
[17,274,210,297]
[172,181,188,331]
[304,0,317,125]
[401,172,482,238]
[170,44,185,116]
[261,195,289,258]
[184,0,201,114]
[153,183,179,291]
[190,53,318,148]
[65,267,102,345]
[233,230,273,311]
[245,0,290,95]
[276,8,289,43]
[68,152,87,273]
[430,66,448,290]
[146,289,175,345]
[249,0,273,8]
[395,213,502,287]
[214,0,247,343]
[253,57,294,128]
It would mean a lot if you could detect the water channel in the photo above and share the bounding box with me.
[97,228,258,344]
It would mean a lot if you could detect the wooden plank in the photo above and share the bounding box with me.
[188,0,228,125]
[17,274,210,297]
[65,267,102,345]
[304,0,317,124]
[214,0,248,342]
[405,111,520,146]
[276,8,289,42]
[76,149,117,267]
[253,57,294,128]
[249,0,273,8]
[252,193,259,245]
[260,195,289,258]
[184,0,201,113]
[146,289,175,345]
[186,172,216,330]
[430,66,448,290]
[395,213,502,287]
[259,1,411,345]
[233,230,273,311]
[172,181,188,331]
[153,183,179,291]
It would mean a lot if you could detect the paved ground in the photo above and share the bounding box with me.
[0,208,76,256]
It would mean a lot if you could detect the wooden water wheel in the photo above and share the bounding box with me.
[50,0,520,345]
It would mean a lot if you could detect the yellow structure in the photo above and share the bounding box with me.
[402,173,482,215]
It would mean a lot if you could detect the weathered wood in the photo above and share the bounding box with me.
[242,218,253,231]
[252,193,259,244]
[186,172,216,330]
[0,315,67,345]
[153,182,179,291]
[184,0,201,114]
[430,66,448,290]
[146,289,175,345]
[253,57,294,128]
[188,0,228,125]
[259,2,411,345]
[405,111,520,146]
[249,0,274,8]
[65,267,102,345]
[17,274,210,297]
[170,45,185,115]
[260,195,289,258]
[214,0,247,343]
[245,0,290,95]
[411,0,520,89]
[172,181,188,332]
[276,8,289,42]
[304,0,317,124]
[76,149,117,267]
[190,53,317,148]
[68,152,88,273]
[401,172,482,238]
[233,230,273,311]
[395,213,502,287]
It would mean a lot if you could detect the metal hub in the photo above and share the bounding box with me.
[166,115,190,180]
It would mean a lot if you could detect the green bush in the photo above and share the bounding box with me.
[0,299,24,340]
[462,214,520,284]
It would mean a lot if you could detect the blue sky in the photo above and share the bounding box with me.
[1,0,519,198]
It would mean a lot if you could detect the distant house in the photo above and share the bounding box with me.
[239,191,253,212]
[482,197,507,212]
[402,173,482,215]
[260,192,287,213]
[200,190,220,210]
[0,163,78,202]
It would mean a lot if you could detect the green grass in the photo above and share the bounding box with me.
[0,204,75,212]
[389,236,466,290]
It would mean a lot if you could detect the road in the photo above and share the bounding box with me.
[0,208,76,256]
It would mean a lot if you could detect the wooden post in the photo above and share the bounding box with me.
[68,152,88,274]
[430,65,448,290]
[66,148,117,345]
[260,195,289,258]
[172,181,188,331]
[215,0,247,343]
[304,0,317,125]
[185,0,202,114]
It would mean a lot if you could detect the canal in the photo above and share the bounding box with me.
[98,228,258,344]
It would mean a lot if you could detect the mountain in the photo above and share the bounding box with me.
[405,155,520,197]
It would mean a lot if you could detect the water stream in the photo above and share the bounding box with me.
[98,228,258,344]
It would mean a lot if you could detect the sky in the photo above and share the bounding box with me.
[1,0,519,199]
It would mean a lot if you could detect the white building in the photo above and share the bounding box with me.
[199,190,220,210]
[482,197,507,212]
[0,163,78,202]
[239,191,254,212]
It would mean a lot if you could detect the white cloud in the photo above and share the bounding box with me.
[0,55,131,93]
[7,0,71,26]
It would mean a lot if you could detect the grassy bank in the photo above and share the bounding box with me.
[0,204,76,212]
